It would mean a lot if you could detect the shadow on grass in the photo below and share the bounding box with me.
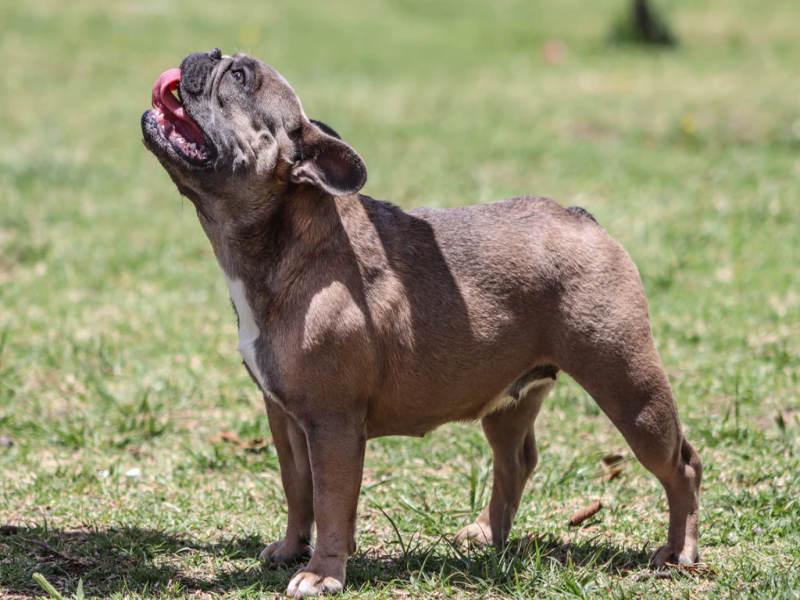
[0,525,651,597]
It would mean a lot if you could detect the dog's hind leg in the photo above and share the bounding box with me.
[557,314,702,566]
[455,379,555,547]
[259,400,315,564]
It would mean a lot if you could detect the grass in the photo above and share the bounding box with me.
[1,0,799,597]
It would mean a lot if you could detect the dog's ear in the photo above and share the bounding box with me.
[309,119,341,140]
[290,120,367,196]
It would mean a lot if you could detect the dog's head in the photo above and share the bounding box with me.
[141,48,367,205]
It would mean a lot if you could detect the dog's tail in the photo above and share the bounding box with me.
[567,205,600,226]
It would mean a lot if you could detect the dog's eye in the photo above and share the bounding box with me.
[231,69,246,85]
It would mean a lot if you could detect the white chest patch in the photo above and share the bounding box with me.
[225,276,267,390]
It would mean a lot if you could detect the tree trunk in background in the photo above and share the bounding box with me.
[610,0,678,47]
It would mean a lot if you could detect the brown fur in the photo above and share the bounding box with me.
[141,49,702,598]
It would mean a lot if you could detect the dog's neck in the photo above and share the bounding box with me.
[194,185,355,303]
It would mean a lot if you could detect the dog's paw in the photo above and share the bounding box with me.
[454,521,493,547]
[286,557,345,598]
[258,538,313,564]
[286,572,343,598]
[649,544,700,567]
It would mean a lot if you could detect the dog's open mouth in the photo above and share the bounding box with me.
[150,69,211,164]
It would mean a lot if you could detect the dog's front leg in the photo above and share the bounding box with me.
[260,400,315,564]
[286,412,366,598]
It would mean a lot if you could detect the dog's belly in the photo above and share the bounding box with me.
[364,365,559,438]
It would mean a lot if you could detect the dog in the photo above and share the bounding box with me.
[141,48,702,598]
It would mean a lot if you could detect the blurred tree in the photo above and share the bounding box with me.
[610,0,678,47]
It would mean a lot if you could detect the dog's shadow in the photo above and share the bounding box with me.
[1,525,652,597]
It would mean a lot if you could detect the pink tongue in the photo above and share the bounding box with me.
[151,68,205,143]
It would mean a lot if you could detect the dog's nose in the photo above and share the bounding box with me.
[179,49,223,95]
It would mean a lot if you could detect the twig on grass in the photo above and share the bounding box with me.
[569,501,603,527]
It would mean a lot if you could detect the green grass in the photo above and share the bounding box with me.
[1,0,799,597]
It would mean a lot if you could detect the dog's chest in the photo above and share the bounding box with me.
[225,276,268,390]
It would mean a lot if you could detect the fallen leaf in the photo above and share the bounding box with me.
[600,453,625,482]
[208,430,243,445]
[569,500,602,526]
[601,453,624,469]
[542,39,566,64]
[239,437,268,452]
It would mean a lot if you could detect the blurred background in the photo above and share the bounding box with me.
[1,0,798,598]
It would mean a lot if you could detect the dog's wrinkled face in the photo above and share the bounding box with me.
[141,48,367,203]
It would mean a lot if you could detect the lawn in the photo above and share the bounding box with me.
[1,0,798,597]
